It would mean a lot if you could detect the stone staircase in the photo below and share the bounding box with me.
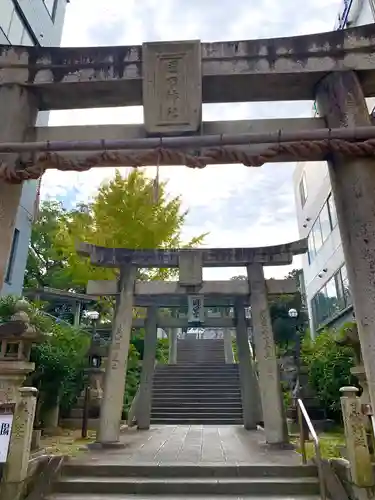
[51,463,321,499]
[151,337,243,424]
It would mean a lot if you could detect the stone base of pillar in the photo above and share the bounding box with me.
[0,480,27,500]
[87,441,126,450]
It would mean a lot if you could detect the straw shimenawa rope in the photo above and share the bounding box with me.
[1,138,375,183]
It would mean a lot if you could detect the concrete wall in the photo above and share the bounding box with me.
[0,0,68,297]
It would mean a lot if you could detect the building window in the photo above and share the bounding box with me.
[327,193,338,229]
[0,0,14,38]
[7,9,23,44]
[319,202,331,242]
[340,265,352,308]
[43,0,56,17]
[312,218,323,254]
[299,172,308,207]
[311,264,352,329]
[5,228,20,284]
[21,27,34,46]
[307,192,339,265]
[307,232,315,264]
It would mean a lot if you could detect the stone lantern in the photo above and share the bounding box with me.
[336,322,375,458]
[85,337,106,407]
[0,299,43,404]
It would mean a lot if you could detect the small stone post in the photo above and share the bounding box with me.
[0,387,38,500]
[247,263,288,445]
[340,386,374,488]
[97,264,137,445]
[42,395,60,433]
[224,328,234,364]
[234,299,261,430]
[137,306,158,430]
[316,71,375,423]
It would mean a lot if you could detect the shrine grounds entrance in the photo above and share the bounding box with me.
[1,28,375,498]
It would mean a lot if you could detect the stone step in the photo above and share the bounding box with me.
[153,382,240,388]
[155,366,237,370]
[153,385,241,396]
[177,359,226,363]
[154,371,239,376]
[151,402,242,409]
[156,366,239,370]
[177,352,225,355]
[152,397,242,402]
[152,399,242,406]
[150,411,243,418]
[151,401,242,408]
[62,464,318,478]
[150,418,244,424]
[55,476,319,496]
[153,387,240,392]
[153,377,240,389]
[152,391,241,396]
[153,375,240,380]
[52,495,321,500]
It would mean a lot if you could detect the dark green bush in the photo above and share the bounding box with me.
[31,323,90,418]
[302,328,356,419]
[0,295,90,423]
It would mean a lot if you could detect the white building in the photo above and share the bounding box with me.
[293,0,375,335]
[0,0,69,297]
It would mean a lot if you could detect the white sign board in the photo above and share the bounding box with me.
[188,295,205,324]
[0,414,13,463]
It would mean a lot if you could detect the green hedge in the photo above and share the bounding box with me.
[302,327,356,419]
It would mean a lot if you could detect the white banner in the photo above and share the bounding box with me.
[0,414,13,463]
[188,295,204,324]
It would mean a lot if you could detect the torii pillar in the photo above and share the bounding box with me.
[316,71,375,420]
[97,264,137,445]
[0,86,38,289]
[247,263,288,445]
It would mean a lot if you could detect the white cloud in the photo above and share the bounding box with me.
[40,0,342,279]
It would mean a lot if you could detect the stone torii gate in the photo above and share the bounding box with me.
[1,25,375,446]
[80,241,304,446]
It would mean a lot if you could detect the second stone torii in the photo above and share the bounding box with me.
[79,241,305,447]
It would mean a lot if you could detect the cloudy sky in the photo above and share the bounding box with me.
[41,0,342,280]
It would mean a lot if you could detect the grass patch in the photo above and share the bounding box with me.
[39,428,95,457]
[291,429,345,461]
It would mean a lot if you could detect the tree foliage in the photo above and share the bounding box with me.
[24,201,70,290]
[26,170,206,292]
[302,327,356,418]
[269,294,308,350]
[0,295,90,422]
[230,269,308,350]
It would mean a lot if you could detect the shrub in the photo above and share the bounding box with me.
[302,328,356,419]
[0,295,90,422]
[31,323,90,419]
[123,343,142,417]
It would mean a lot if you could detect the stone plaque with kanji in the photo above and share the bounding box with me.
[142,40,202,135]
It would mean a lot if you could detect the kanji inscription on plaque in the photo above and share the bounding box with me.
[142,40,202,134]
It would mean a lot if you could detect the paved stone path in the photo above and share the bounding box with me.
[77,425,301,465]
